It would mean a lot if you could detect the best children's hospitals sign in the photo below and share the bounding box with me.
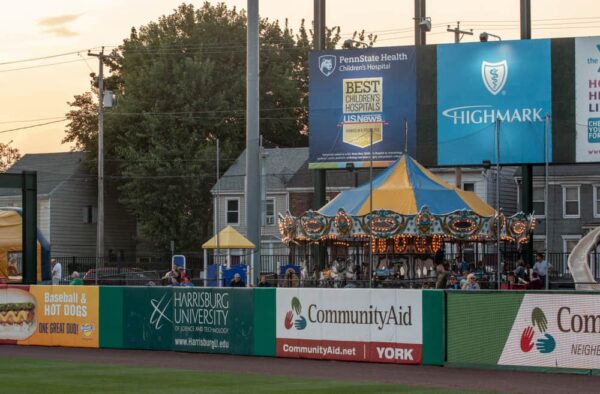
[308,46,416,169]
[276,289,423,364]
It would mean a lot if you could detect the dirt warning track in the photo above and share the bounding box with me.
[1,345,598,393]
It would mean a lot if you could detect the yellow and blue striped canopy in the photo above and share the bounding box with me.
[319,155,495,217]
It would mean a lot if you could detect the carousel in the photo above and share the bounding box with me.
[277,154,536,286]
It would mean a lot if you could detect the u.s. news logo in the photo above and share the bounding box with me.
[481,60,507,95]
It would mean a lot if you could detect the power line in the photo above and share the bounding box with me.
[0,119,67,134]
[0,116,66,125]
[0,59,86,73]
[0,49,100,66]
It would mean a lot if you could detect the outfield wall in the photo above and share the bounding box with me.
[3,285,599,373]
[446,291,600,374]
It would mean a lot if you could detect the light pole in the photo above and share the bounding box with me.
[496,118,502,289]
[544,115,550,290]
[369,127,374,288]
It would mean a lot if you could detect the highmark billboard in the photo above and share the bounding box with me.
[276,289,423,364]
[576,36,600,162]
[437,39,552,166]
[308,46,416,169]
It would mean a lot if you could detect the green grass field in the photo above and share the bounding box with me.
[0,357,484,394]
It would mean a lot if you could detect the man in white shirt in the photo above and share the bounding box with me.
[51,258,62,285]
[533,253,550,287]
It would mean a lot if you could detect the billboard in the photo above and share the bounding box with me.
[276,289,422,364]
[121,287,254,355]
[447,292,600,371]
[576,36,600,162]
[0,285,99,348]
[308,46,416,169]
[437,39,552,165]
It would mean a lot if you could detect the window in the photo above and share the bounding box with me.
[533,186,545,217]
[264,198,275,226]
[532,236,546,254]
[563,236,581,254]
[594,185,600,218]
[462,182,475,192]
[226,199,239,225]
[82,206,97,224]
[562,185,580,218]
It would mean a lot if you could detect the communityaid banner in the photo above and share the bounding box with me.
[576,36,600,162]
[276,289,423,364]
[0,285,99,348]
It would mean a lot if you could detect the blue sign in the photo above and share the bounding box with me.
[437,39,552,165]
[309,46,416,169]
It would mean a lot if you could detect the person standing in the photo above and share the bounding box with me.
[435,264,448,289]
[51,259,62,285]
[533,253,550,286]
[229,273,246,287]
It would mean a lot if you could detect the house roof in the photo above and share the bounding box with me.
[202,226,255,249]
[514,163,600,178]
[212,147,309,193]
[0,152,87,196]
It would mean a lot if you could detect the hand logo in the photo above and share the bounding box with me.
[535,333,556,354]
[531,307,548,333]
[284,311,294,330]
[520,326,534,352]
[294,316,307,330]
[291,297,302,314]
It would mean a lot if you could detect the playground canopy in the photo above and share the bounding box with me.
[278,155,535,250]
[202,226,255,250]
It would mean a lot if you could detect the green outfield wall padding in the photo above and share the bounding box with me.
[422,290,445,366]
[253,288,276,357]
[99,286,124,349]
[446,292,524,365]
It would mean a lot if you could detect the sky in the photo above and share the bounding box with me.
[1,0,599,155]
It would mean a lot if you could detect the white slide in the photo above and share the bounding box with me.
[567,226,600,290]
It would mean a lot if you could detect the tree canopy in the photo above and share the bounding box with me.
[64,2,373,253]
[0,141,21,172]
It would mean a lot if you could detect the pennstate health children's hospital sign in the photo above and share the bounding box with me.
[276,289,423,364]
[308,46,416,169]
[576,36,600,162]
[437,39,552,166]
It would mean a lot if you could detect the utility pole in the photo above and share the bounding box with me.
[246,0,260,286]
[88,47,105,268]
[520,0,535,270]
[446,21,472,44]
[446,23,471,189]
[414,0,427,46]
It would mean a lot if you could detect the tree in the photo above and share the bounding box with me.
[64,2,371,252]
[0,141,21,172]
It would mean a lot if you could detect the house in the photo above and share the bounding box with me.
[212,148,518,258]
[0,152,137,259]
[515,164,600,265]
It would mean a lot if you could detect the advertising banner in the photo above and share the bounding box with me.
[121,287,254,355]
[576,36,600,162]
[447,292,600,371]
[437,39,552,165]
[276,289,422,364]
[308,46,416,169]
[0,285,99,348]
[498,294,600,370]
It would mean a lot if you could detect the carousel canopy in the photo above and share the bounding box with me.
[319,154,495,217]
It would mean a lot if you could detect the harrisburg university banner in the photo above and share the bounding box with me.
[111,287,264,355]
[0,285,99,348]
[276,289,424,364]
[447,292,600,371]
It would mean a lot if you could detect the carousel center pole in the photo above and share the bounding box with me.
[369,127,374,288]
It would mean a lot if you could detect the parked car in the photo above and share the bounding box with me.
[83,267,159,286]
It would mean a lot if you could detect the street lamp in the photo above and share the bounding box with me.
[479,32,502,42]
[342,39,369,49]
